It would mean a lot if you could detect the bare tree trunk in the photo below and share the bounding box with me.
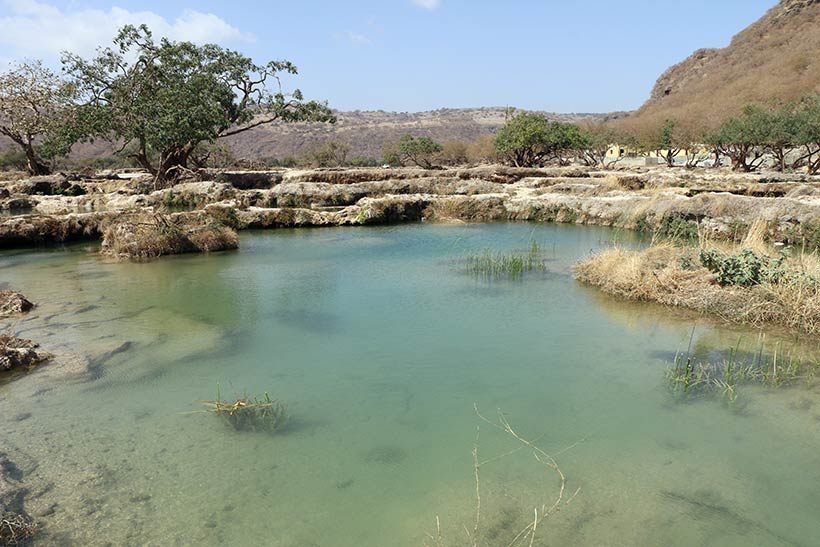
[24,142,50,176]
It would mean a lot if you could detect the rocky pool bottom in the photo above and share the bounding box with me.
[1,223,820,546]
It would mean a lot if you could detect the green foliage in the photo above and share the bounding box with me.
[655,215,699,243]
[201,386,288,433]
[0,60,77,175]
[578,122,626,168]
[347,156,380,167]
[62,24,334,181]
[698,248,815,287]
[667,337,820,405]
[0,149,27,171]
[397,135,442,169]
[494,112,586,167]
[465,240,547,280]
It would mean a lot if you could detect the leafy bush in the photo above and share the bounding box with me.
[698,248,809,287]
[656,214,699,243]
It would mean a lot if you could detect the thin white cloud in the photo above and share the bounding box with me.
[411,0,441,10]
[344,31,372,45]
[0,0,253,61]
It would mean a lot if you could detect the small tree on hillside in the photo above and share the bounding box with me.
[0,60,76,175]
[62,25,334,184]
[398,135,442,169]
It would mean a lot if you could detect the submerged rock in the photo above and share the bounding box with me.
[0,292,34,317]
[0,335,51,373]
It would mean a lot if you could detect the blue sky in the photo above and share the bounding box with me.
[0,0,777,113]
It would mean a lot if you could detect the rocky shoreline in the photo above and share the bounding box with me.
[2,166,820,257]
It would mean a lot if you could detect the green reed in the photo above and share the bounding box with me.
[666,334,820,406]
[199,385,288,433]
[465,240,546,280]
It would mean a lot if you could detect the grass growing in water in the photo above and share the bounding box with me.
[666,333,820,406]
[466,240,547,280]
[198,385,288,433]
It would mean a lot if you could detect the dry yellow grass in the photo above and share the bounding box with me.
[574,238,820,335]
[101,213,238,259]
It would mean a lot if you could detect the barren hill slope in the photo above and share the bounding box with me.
[636,0,820,125]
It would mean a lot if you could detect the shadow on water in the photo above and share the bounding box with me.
[659,490,801,546]
[272,309,342,335]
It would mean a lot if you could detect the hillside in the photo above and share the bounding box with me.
[636,0,820,126]
[219,108,602,161]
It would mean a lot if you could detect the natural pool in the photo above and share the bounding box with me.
[1,223,820,546]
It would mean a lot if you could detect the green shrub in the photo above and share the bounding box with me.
[656,214,699,243]
[699,248,814,287]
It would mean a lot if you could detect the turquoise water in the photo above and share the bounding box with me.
[1,223,819,546]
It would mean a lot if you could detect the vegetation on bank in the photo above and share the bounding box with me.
[100,213,238,260]
[574,226,820,335]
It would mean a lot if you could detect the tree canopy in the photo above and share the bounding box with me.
[62,25,334,182]
[398,135,442,169]
[0,60,76,175]
[494,113,588,167]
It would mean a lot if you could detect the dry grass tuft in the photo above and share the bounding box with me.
[0,513,37,546]
[574,240,820,335]
[101,213,238,259]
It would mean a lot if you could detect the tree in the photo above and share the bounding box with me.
[438,140,469,166]
[791,97,820,175]
[494,112,552,167]
[0,60,76,175]
[398,135,442,169]
[578,122,624,168]
[548,122,588,166]
[765,104,798,172]
[304,140,350,167]
[705,105,771,172]
[62,25,334,183]
[381,138,403,166]
[655,120,683,167]
[467,134,497,164]
[495,113,586,167]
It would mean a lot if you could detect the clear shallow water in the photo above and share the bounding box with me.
[1,223,820,547]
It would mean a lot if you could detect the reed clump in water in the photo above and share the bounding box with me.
[666,334,820,405]
[199,387,288,433]
[0,513,37,546]
[466,240,547,280]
